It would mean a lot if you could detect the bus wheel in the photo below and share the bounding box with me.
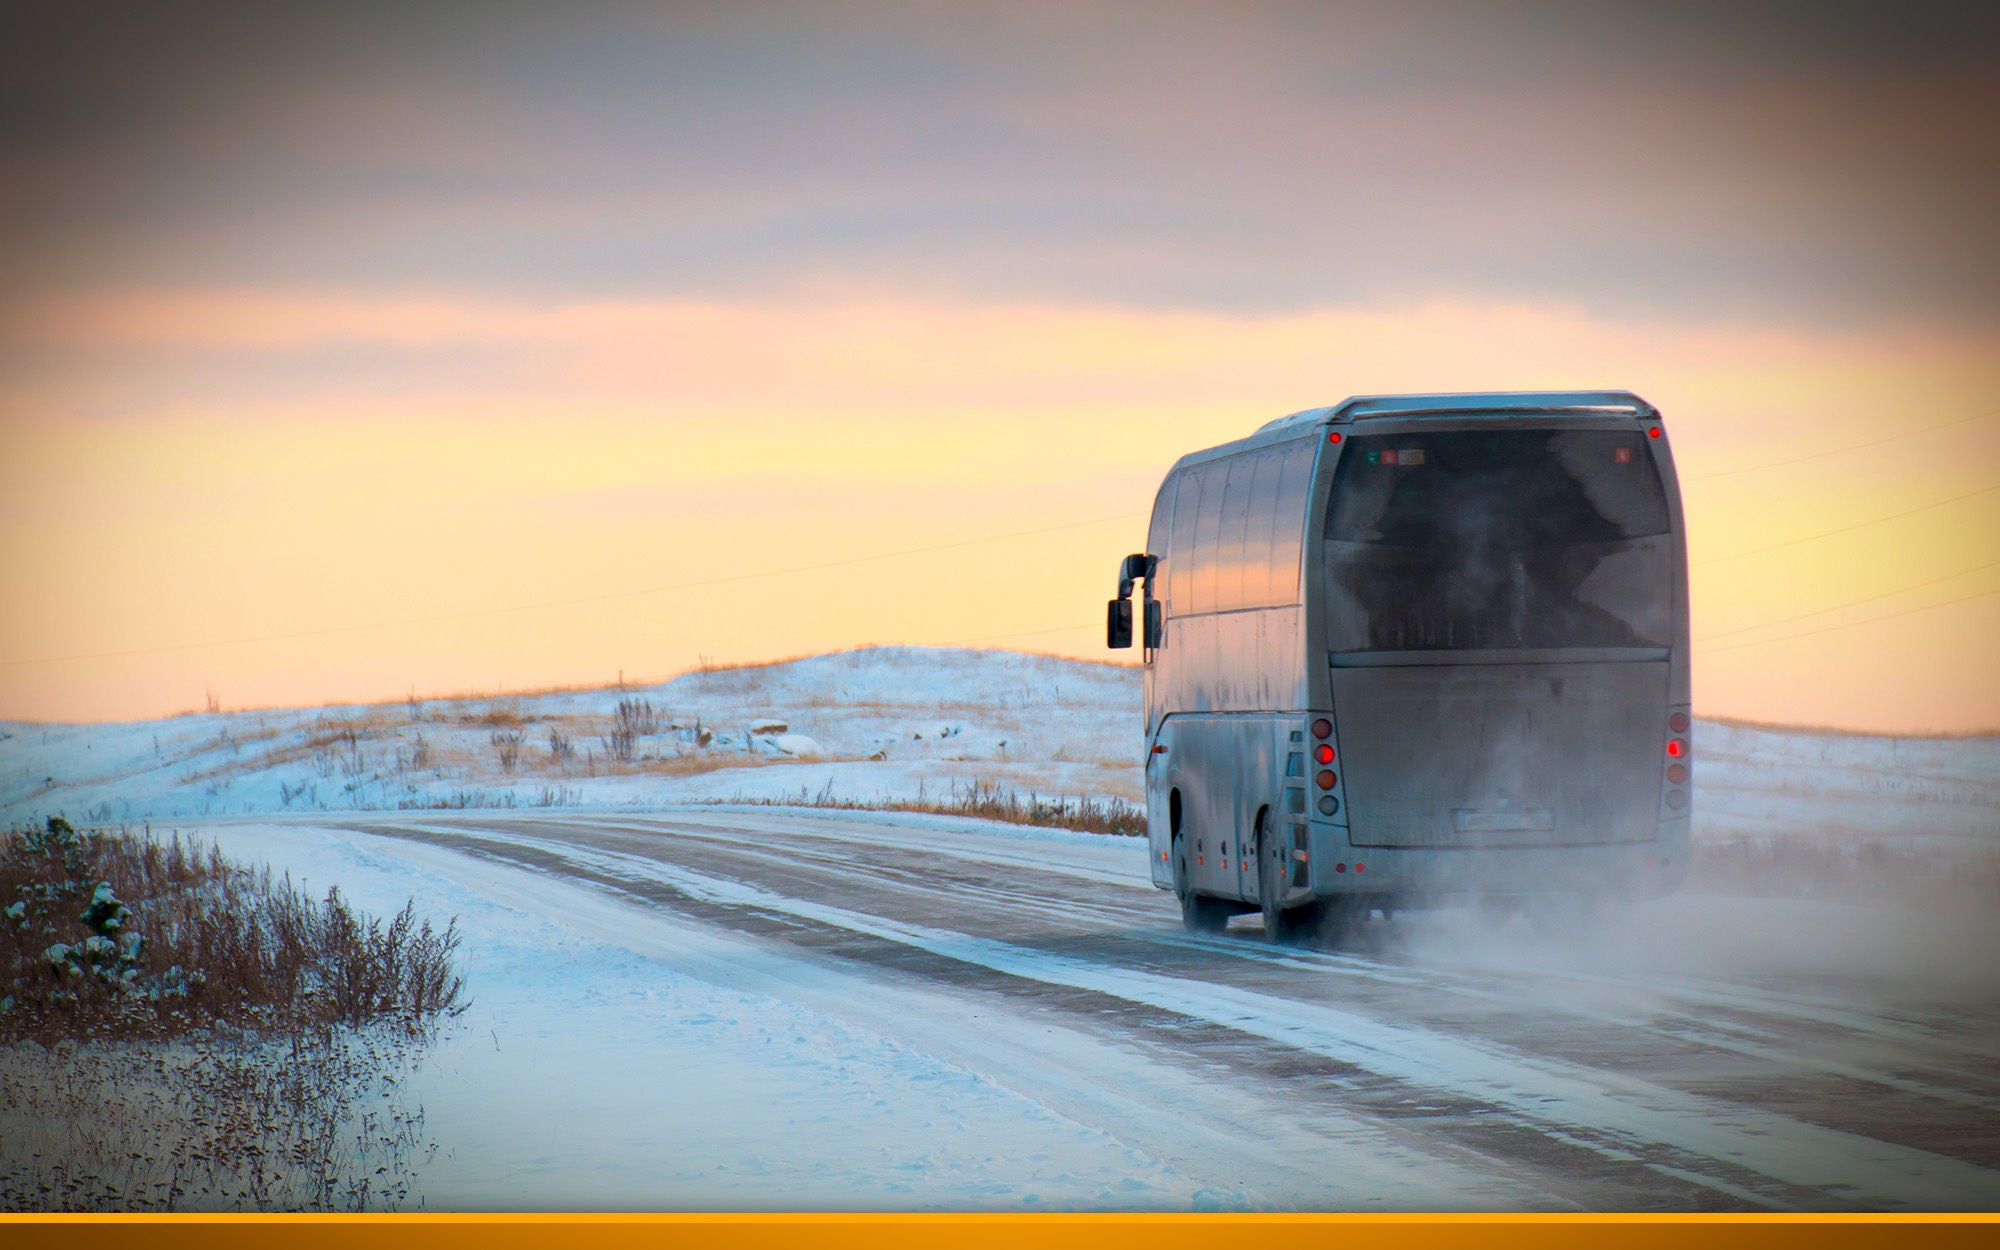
[1257,811,1310,944]
[1173,834,1228,933]
[1182,891,1230,933]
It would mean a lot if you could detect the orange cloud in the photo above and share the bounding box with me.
[2,293,1995,730]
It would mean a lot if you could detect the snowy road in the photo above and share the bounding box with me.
[195,809,2000,1212]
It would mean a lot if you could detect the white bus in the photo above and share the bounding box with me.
[1108,392,1691,940]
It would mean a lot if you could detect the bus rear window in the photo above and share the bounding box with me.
[1322,429,1672,651]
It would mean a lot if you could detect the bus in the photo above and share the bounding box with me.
[1107,391,1691,941]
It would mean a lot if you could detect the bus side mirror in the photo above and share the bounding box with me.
[1144,599,1162,648]
[1120,553,1152,583]
[1107,598,1134,649]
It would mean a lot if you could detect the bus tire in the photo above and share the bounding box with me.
[1173,833,1229,933]
[1182,891,1230,933]
[1257,810,1312,944]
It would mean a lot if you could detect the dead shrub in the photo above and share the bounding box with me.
[1,817,466,1044]
[490,730,523,773]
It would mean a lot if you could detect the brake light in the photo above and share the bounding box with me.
[1314,744,1335,765]
[1328,432,1343,444]
[1648,426,1661,439]
[1667,740,1684,758]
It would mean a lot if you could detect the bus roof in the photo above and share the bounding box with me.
[1257,390,1658,434]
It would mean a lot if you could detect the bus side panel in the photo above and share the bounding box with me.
[1159,714,1230,896]
[1159,712,1296,904]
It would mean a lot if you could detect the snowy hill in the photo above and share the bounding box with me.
[3,645,1995,866]
[0,648,1140,825]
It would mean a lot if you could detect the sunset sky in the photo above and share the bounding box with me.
[2,3,1997,732]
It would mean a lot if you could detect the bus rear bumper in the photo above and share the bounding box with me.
[1300,819,1690,902]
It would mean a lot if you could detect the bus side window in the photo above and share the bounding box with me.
[1245,450,1283,608]
[1167,470,1202,615]
[1271,445,1313,605]
[1218,455,1257,613]
[1191,466,1226,616]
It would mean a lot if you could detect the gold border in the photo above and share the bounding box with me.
[3,1212,1998,1250]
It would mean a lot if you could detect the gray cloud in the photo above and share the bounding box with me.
[2,2,1995,327]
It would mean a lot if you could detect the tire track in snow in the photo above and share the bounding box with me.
[357,815,2000,1210]
[433,810,2000,1116]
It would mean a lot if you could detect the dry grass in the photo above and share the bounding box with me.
[1700,715,2000,741]
[1,817,465,1043]
[0,816,466,1211]
[723,777,1146,838]
[459,707,530,729]
[1,1027,434,1211]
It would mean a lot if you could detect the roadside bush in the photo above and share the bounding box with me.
[1,816,465,1044]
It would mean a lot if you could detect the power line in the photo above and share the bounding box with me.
[1693,559,2000,644]
[1694,585,2000,656]
[5,510,1149,667]
[1692,482,2000,567]
[941,621,1101,647]
[1681,409,1995,483]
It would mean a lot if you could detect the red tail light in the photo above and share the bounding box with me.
[1666,740,1684,758]
[1313,744,1335,765]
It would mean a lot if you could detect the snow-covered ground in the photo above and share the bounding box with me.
[5,645,1995,861]
[1,648,1141,824]
[190,817,1217,1211]
[4,647,1997,1210]
[173,809,2000,1210]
